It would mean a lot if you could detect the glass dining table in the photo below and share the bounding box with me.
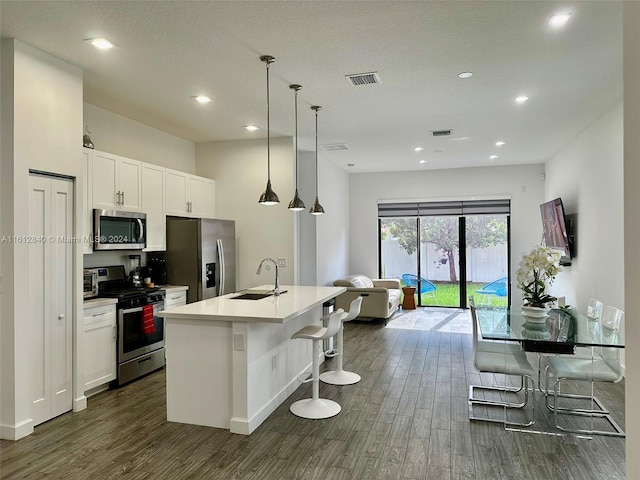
[475,306,625,353]
[473,306,625,436]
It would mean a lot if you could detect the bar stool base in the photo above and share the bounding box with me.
[319,370,361,385]
[290,398,341,419]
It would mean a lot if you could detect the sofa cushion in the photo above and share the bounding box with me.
[334,274,374,289]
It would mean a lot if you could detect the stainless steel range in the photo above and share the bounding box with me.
[89,265,166,386]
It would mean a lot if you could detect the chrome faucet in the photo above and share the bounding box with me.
[257,258,280,295]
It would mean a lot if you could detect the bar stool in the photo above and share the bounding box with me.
[290,309,345,419]
[320,297,363,385]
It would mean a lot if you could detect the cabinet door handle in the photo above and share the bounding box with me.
[116,191,121,205]
[122,191,125,205]
[91,311,109,317]
[113,325,117,339]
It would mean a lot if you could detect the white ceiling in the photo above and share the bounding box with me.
[0,1,622,173]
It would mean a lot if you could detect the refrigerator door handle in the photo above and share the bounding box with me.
[217,238,225,296]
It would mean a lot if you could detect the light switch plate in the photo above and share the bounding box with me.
[277,257,286,268]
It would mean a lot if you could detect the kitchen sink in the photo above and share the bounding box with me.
[231,291,274,300]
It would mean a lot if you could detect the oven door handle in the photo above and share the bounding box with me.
[121,306,143,315]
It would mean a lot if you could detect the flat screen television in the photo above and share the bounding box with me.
[540,197,572,266]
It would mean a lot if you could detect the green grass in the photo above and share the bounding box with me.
[402,281,508,307]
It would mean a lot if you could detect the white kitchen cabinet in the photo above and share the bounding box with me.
[205,179,216,219]
[83,302,117,392]
[164,289,187,308]
[166,169,214,218]
[92,150,142,212]
[142,163,166,251]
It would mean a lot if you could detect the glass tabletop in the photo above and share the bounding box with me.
[476,306,625,350]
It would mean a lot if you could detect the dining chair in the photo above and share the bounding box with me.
[537,297,605,393]
[544,305,625,437]
[468,296,536,427]
[586,298,604,321]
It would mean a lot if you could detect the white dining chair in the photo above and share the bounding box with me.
[544,305,625,437]
[468,297,536,427]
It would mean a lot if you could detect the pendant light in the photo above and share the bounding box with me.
[258,55,279,206]
[309,105,325,215]
[288,84,305,211]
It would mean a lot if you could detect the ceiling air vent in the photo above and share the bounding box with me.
[345,72,380,87]
[431,129,453,137]
[320,143,350,152]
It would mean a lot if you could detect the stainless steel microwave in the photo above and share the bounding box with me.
[93,209,147,250]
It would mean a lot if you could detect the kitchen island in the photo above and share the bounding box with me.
[158,285,346,434]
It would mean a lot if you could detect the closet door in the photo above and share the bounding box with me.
[29,174,73,426]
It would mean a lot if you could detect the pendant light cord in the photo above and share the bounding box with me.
[266,60,271,180]
[294,88,299,189]
[314,108,318,196]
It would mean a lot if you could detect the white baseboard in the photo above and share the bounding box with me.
[0,418,34,440]
[230,362,312,435]
[73,394,87,412]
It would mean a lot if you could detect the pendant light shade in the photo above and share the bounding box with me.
[288,84,306,211]
[258,55,279,206]
[309,105,325,215]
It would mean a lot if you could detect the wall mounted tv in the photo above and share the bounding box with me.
[540,197,574,266]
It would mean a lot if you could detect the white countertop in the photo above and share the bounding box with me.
[158,285,346,324]
[83,297,118,308]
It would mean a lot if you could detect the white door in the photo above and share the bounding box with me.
[91,152,118,210]
[29,173,73,426]
[142,163,166,251]
[118,158,142,211]
[187,175,206,217]
[165,169,188,216]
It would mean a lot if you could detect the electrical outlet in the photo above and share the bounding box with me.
[233,334,245,351]
[277,257,286,268]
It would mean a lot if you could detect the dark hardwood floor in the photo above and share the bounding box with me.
[0,308,626,479]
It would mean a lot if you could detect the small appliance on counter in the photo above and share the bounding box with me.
[145,255,167,286]
[129,254,143,287]
[83,269,98,299]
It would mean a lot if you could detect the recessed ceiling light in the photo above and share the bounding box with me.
[414,147,424,152]
[243,125,259,132]
[419,160,428,164]
[549,13,572,28]
[347,163,355,167]
[495,141,506,147]
[458,72,473,79]
[515,95,529,104]
[192,95,212,104]
[490,155,498,160]
[85,38,117,50]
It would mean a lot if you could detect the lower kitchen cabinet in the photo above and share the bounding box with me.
[83,302,117,393]
[164,289,187,308]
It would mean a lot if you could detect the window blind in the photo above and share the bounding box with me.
[378,199,510,218]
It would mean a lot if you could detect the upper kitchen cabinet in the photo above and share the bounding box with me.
[92,150,142,212]
[205,179,216,219]
[82,148,94,254]
[142,163,166,251]
[166,169,215,218]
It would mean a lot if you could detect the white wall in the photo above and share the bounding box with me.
[544,103,623,313]
[349,164,545,300]
[623,3,640,476]
[195,138,296,290]
[315,156,350,286]
[83,103,195,173]
[1,40,84,439]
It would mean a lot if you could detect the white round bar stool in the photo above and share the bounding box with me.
[320,296,363,386]
[290,309,345,419]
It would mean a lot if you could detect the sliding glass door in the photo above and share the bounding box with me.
[379,200,511,309]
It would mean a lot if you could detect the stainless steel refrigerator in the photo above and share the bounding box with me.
[165,217,236,304]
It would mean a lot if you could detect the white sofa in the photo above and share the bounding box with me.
[333,274,401,324]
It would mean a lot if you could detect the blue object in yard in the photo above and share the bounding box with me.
[401,274,438,304]
[475,277,508,305]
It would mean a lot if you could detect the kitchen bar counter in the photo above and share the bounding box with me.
[159,285,346,434]
[158,285,345,323]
